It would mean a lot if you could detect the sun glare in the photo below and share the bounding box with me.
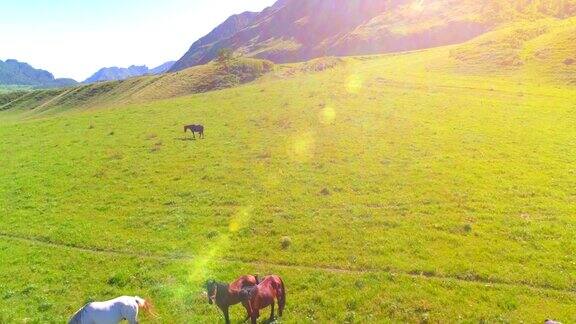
[290,132,316,163]
[189,235,229,280]
[412,0,425,12]
[229,205,253,233]
[319,105,336,124]
[186,204,255,288]
[346,74,364,94]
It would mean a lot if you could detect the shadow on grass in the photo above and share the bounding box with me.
[174,137,197,141]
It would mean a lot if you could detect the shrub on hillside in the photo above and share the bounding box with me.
[280,236,292,250]
[216,48,235,68]
[209,58,274,90]
[299,57,345,73]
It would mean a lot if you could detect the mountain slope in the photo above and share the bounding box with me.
[169,11,260,72]
[171,0,576,72]
[149,61,176,74]
[0,59,77,88]
[84,61,175,83]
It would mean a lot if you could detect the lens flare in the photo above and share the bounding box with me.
[346,74,363,94]
[177,204,255,298]
[289,132,316,162]
[229,205,253,233]
[188,234,230,282]
[263,170,282,190]
[412,0,425,12]
[319,105,336,124]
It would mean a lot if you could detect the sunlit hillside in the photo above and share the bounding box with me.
[0,58,273,118]
[1,17,574,120]
[1,16,576,322]
[450,17,576,84]
[171,0,576,71]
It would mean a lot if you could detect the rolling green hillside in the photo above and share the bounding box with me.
[1,19,576,323]
[1,18,573,120]
[450,17,576,84]
[0,58,273,118]
[0,85,32,93]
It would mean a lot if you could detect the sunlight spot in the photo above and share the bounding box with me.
[178,204,255,292]
[319,105,336,124]
[188,234,230,283]
[412,0,425,12]
[178,205,257,292]
[264,170,282,190]
[289,132,316,163]
[346,74,363,94]
[229,206,253,233]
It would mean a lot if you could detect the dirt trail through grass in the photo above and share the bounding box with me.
[2,232,574,297]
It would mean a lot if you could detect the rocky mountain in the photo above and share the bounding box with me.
[171,0,576,72]
[169,11,260,72]
[149,61,176,74]
[0,59,77,88]
[84,61,175,83]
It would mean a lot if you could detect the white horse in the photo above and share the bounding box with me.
[68,296,157,324]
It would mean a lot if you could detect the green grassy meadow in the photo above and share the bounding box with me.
[1,21,576,322]
[0,85,32,94]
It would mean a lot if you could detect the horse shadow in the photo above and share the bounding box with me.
[236,318,278,324]
[174,137,196,142]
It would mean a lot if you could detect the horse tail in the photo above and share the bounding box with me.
[277,277,286,316]
[134,296,158,318]
[138,299,158,318]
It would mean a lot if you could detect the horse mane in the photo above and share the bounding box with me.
[216,282,230,292]
[205,280,230,300]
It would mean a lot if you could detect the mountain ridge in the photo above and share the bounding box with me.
[169,11,260,72]
[83,61,175,84]
[0,59,77,88]
[171,0,576,72]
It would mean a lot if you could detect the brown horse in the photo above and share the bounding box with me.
[184,124,204,139]
[239,275,286,324]
[205,275,259,324]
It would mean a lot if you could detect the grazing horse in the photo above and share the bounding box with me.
[206,275,259,324]
[184,124,204,139]
[239,275,286,324]
[68,296,157,324]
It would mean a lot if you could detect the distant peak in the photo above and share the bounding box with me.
[0,58,77,87]
[83,61,175,84]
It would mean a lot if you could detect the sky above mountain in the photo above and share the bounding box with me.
[0,0,275,81]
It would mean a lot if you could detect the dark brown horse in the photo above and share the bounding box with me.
[184,124,204,139]
[205,275,259,324]
[239,275,286,324]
